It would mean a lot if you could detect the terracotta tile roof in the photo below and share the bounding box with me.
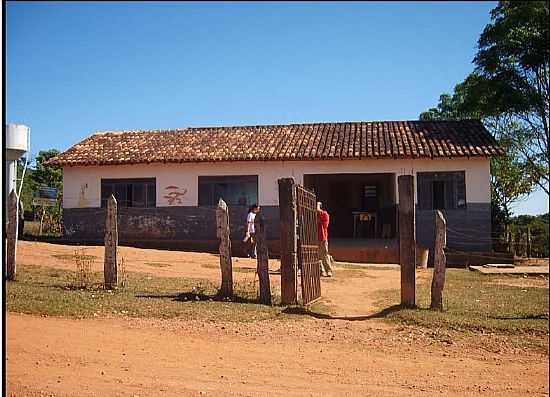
[46,120,504,166]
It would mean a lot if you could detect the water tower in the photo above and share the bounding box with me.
[5,123,30,215]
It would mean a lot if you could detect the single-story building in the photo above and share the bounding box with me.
[46,120,503,263]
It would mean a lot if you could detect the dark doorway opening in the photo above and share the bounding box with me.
[303,173,397,239]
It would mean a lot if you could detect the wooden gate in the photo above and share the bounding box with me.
[296,184,321,304]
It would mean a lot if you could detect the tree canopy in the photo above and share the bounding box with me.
[473,1,549,195]
[420,1,549,221]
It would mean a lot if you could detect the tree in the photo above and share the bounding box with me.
[16,149,64,235]
[420,1,548,219]
[470,1,549,195]
[490,133,536,220]
[33,149,63,191]
[419,94,462,120]
[419,91,536,221]
[509,213,549,257]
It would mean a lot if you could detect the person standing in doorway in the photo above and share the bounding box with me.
[244,204,260,258]
[317,201,333,277]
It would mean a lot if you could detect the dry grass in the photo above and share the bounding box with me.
[374,269,549,335]
[68,249,95,289]
[144,262,171,268]
[6,264,286,322]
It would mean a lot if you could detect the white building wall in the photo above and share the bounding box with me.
[62,157,491,209]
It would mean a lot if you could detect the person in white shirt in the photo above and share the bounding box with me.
[244,204,260,258]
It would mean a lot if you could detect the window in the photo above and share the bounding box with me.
[417,171,466,210]
[198,175,258,206]
[101,178,156,208]
[362,185,378,210]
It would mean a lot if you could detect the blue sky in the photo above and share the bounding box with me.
[6,1,548,215]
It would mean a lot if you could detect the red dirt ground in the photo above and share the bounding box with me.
[5,241,550,396]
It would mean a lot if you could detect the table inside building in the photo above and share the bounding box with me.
[352,211,377,239]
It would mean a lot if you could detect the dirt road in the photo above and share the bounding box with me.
[6,313,548,397]
[6,241,550,396]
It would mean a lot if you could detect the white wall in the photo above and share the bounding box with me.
[63,157,491,208]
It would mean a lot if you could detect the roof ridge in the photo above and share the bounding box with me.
[90,119,485,135]
[46,119,500,167]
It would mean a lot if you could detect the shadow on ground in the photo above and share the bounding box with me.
[136,292,259,304]
[282,304,405,321]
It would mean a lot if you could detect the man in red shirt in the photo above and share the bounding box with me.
[317,201,333,277]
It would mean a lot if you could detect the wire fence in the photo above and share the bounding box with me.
[445,224,548,259]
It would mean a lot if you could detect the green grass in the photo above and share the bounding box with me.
[6,264,286,322]
[374,269,549,335]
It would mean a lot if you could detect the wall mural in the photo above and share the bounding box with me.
[163,185,188,205]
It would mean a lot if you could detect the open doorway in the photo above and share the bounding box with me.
[303,173,397,239]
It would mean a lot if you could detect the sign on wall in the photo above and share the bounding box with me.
[32,187,58,207]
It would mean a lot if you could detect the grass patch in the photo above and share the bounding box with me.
[23,221,63,238]
[144,262,171,268]
[307,300,335,316]
[334,262,397,271]
[234,267,257,273]
[6,264,287,322]
[374,269,549,335]
[330,269,373,279]
[201,263,257,273]
[52,253,97,261]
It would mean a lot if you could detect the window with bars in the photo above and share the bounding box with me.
[417,171,466,210]
[101,178,156,208]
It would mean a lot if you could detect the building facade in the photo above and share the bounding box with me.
[48,120,503,261]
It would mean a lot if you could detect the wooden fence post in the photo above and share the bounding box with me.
[278,178,298,305]
[430,210,447,310]
[255,212,271,305]
[398,175,416,308]
[6,190,18,281]
[104,195,118,289]
[216,198,233,298]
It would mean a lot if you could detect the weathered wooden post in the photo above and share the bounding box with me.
[255,212,271,305]
[278,178,298,305]
[104,195,118,289]
[430,210,447,310]
[216,198,233,298]
[6,190,19,281]
[398,175,416,308]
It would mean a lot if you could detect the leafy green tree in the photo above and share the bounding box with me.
[509,213,549,257]
[15,149,64,235]
[420,92,536,222]
[490,126,537,219]
[33,149,63,191]
[420,1,548,229]
[468,1,549,195]
[419,94,462,120]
